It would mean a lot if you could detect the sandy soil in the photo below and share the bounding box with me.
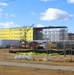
[0,65,74,75]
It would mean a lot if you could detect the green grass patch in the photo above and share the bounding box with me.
[16,52,59,56]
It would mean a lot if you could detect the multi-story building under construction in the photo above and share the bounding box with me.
[0,26,68,42]
[34,26,68,43]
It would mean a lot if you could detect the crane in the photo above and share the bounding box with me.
[19,24,34,49]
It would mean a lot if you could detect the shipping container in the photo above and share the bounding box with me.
[0,40,19,48]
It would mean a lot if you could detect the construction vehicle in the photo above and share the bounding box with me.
[19,39,41,49]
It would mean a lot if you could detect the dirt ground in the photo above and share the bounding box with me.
[0,65,74,75]
[0,49,74,75]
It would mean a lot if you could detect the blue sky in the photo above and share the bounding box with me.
[0,0,74,33]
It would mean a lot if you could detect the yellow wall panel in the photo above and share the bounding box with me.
[0,27,33,41]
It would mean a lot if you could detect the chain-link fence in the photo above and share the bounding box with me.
[0,47,74,75]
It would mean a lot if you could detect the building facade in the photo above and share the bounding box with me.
[0,26,68,43]
[0,27,33,41]
[68,33,74,40]
[33,28,43,40]
[33,26,68,43]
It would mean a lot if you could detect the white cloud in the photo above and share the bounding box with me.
[0,2,8,6]
[31,11,37,16]
[0,8,2,17]
[41,0,55,2]
[0,22,21,28]
[36,24,45,27]
[5,13,8,18]
[40,8,73,21]
[5,13,15,18]
[10,14,15,17]
[41,0,49,2]
[67,0,74,3]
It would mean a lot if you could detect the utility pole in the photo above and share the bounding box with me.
[45,38,49,61]
[70,34,73,61]
[2,0,16,60]
[63,41,66,57]
[70,40,72,61]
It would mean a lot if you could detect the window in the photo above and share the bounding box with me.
[20,32,22,34]
[20,36,23,38]
[20,29,22,31]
